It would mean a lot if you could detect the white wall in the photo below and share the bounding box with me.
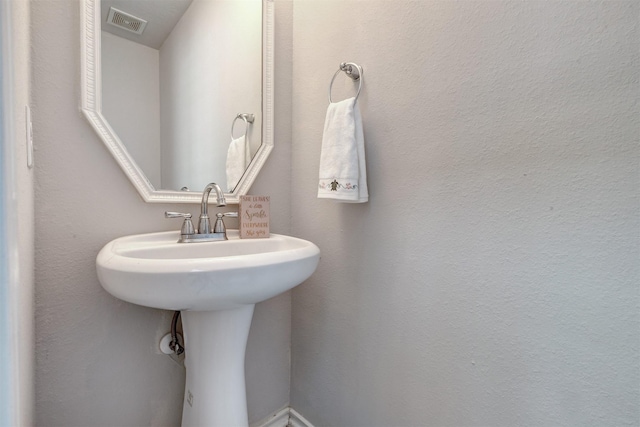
[290,1,639,426]
[32,0,292,425]
[160,0,262,191]
[101,31,162,188]
[0,0,34,424]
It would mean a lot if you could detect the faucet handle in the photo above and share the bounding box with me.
[213,212,238,234]
[165,212,195,236]
[212,212,239,236]
[213,213,226,234]
[165,211,192,219]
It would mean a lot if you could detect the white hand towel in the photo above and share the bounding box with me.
[226,135,248,191]
[317,97,368,203]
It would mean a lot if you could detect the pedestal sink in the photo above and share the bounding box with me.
[96,230,320,427]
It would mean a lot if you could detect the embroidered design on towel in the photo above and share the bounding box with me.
[319,180,359,192]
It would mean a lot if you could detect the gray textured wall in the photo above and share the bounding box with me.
[290,1,639,426]
[32,0,292,425]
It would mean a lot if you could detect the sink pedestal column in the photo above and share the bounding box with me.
[180,304,255,427]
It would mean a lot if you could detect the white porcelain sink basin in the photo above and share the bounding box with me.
[96,230,320,311]
[96,229,320,427]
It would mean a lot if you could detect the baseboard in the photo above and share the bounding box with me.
[253,407,290,427]
[288,408,314,427]
[253,406,314,427]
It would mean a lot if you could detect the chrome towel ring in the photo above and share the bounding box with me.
[231,113,255,139]
[328,62,363,103]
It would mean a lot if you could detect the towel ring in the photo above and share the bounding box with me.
[328,62,363,104]
[231,113,255,139]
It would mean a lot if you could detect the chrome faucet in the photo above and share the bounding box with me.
[165,182,237,243]
[198,182,226,234]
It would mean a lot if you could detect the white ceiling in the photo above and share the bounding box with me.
[101,0,193,50]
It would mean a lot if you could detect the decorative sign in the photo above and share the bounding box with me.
[239,195,270,239]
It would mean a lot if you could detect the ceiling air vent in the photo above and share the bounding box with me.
[106,7,147,35]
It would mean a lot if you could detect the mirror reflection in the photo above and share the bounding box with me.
[100,0,263,192]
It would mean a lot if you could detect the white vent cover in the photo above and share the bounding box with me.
[106,7,147,35]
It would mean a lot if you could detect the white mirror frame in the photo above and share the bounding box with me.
[80,0,274,204]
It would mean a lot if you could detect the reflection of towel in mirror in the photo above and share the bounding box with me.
[317,97,368,203]
[226,135,250,191]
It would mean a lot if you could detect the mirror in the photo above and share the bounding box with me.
[81,0,274,204]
